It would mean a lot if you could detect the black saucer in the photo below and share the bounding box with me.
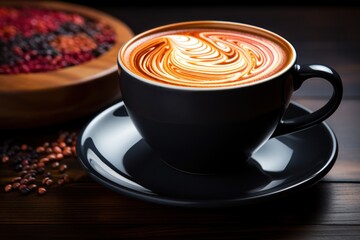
[76,101,338,208]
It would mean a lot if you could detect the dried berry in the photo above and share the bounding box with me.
[0,6,116,74]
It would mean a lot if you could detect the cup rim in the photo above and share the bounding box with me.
[118,20,297,91]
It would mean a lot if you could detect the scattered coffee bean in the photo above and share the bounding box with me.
[20,144,28,151]
[20,179,28,185]
[4,184,12,192]
[62,147,72,156]
[11,176,21,182]
[63,174,71,183]
[1,156,9,163]
[38,187,47,195]
[36,146,45,153]
[59,164,68,173]
[46,147,53,154]
[57,179,65,185]
[45,179,53,186]
[53,146,62,153]
[36,167,45,174]
[28,184,37,191]
[58,142,67,149]
[12,182,20,189]
[51,162,60,168]
[20,187,31,195]
[1,131,77,195]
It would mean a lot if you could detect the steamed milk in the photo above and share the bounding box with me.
[123,28,291,88]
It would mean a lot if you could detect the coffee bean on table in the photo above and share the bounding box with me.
[1,131,77,195]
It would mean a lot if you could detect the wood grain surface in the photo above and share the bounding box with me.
[0,4,359,240]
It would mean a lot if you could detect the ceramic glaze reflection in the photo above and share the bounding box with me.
[77,102,338,207]
[127,29,288,88]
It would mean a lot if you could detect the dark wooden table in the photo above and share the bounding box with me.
[1,5,359,239]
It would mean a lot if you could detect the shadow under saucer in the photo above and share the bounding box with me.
[77,101,338,208]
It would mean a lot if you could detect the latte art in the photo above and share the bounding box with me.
[124,28,290,88]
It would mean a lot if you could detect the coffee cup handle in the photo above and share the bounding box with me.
[273,64,343,137]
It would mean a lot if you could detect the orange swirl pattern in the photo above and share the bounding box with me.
[128,29,288,88]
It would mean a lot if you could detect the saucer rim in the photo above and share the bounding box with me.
[76,101,338,208]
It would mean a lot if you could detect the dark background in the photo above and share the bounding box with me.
[63,0,357,7]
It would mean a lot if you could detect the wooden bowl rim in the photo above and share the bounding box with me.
[0,1,134,93]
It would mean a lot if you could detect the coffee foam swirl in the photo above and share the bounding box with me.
[127,29,288,88]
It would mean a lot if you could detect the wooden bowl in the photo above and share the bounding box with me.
[0,1,134,130]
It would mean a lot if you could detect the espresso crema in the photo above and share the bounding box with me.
[122,27,292,88]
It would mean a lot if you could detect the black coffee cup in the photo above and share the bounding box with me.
[117,21,343,174]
